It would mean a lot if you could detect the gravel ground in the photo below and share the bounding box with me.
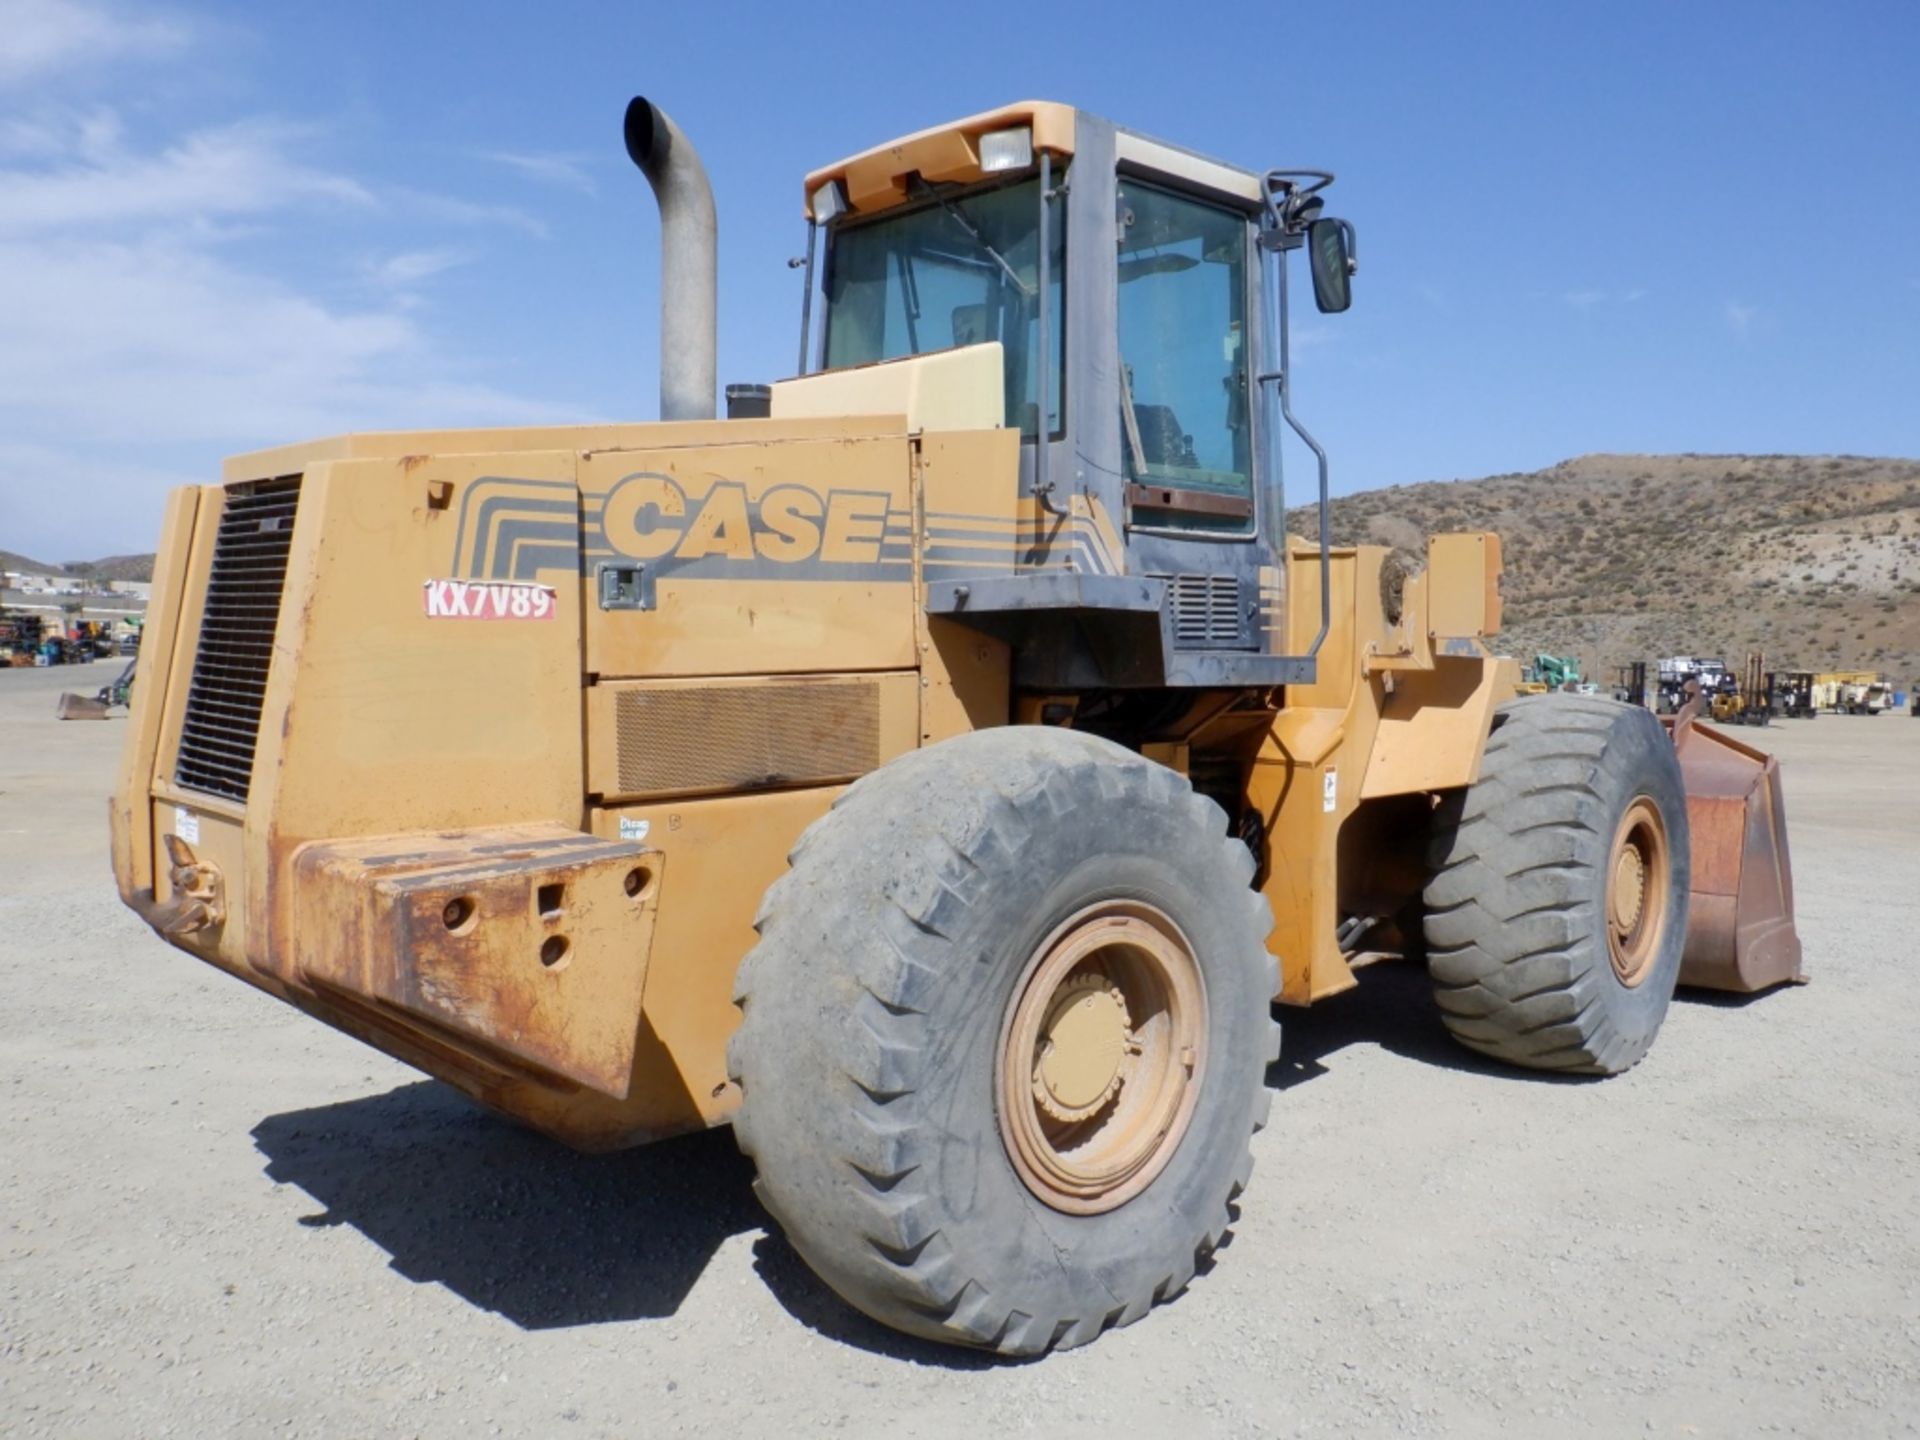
[4,662,1918,1439]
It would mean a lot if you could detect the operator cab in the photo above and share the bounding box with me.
[775,102,1355,688]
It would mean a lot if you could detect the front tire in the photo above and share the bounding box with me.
[729,727,1280,1355]
[1423,694,1690,1075]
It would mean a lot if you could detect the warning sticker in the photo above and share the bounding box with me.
[1322,769,1338,813]
[422,579,557,620]
[618,816,651,843]
[175,807,200,844]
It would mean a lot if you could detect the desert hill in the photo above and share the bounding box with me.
[1292,453,1920,690]
[1,551,155,583]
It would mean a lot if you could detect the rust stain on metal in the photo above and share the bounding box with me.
[289,824,660,1099]
[1665,710,1804,993]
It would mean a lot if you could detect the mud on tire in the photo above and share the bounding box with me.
[729,727,1280,1356]
[1423,693,1690,1075]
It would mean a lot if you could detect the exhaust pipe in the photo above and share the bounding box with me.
[623,96,717,422]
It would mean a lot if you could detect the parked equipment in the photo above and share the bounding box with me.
[1612,660,1649,709]
[57,659,137,720]
[1522,652,1582,690]
[0,609,44,666]
[108,97,1804,1356]
[1771,670,1818,719]
[1710,651,1774,726]
[69,619,117,659]
[1657,655,1725,713]
[1813,670,1890,715]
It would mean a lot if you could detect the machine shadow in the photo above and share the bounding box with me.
[748,1231,1025,1369]
[251,962,1615,1349]
[1268,959,1597,1090]
[1672,982,1793,1011]
[251,1080,1027,1367]
[251,1080,762,1330]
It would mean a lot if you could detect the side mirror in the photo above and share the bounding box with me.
[1307,217,1356,314]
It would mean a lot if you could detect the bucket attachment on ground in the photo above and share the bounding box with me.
[1664,701,1804,992]
[56,691,111,720]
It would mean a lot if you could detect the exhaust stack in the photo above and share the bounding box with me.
[623,96,717,422]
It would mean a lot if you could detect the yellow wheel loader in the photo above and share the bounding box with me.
[111,97,1804,1356]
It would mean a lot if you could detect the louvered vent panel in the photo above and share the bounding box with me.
[1165,573,1244,649]
[174,477,302,803]
[613,682,880,797]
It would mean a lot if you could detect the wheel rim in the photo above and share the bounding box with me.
[1606,797,1671,987]
[997,901,1206,1215]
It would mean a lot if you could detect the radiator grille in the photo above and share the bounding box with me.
[174,477,302,802]
[1165,574,1244,649]
[613,682,880,797]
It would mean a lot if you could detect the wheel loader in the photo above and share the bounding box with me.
[110,97,1804,1356]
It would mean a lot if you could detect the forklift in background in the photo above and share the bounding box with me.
[1613,661,1649,709]
[1710,652,1774,727]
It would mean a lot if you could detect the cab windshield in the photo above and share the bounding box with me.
[822,177,1064,439]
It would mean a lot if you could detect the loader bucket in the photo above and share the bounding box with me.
[1664,707,1804,992]
[56,691,111,720]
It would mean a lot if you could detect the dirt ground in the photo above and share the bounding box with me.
[4,661,1918,1439]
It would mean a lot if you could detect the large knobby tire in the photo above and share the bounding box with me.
[729,727,1280,1356]
[1424,693,1690,1075]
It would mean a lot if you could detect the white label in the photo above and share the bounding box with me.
[422,579,556,620]
[618,816,651,843]
[175,807,201,844]
[1322,770,1338,814]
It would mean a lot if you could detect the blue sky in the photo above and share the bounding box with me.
[2,0,1915,558]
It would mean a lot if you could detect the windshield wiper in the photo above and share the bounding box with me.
[908,178,1033,298]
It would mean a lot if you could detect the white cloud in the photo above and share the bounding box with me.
[0,235,574,441]
[0,20,579,557]
[1724,300,1758,337]
[478,149,597,196]
[0,0,188,89]
[1562,287,1646,310]
[387,184,547,236]
[364,247,471,289]
[0,116,373,236]
[0,235,577,552]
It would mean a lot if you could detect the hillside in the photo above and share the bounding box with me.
[0,549,67,578]
[0,551,153,583]
[75,554,157,583]
[1291,453,1920,688]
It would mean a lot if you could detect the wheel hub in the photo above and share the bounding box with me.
[997,902,1207,1215]
[1605,797,1670,987]
[1032,975,1134,1122]
[1610,843,1646,934]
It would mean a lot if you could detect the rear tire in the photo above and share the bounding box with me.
[1423,694,1690,1075]
[730,727,1280,1355]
